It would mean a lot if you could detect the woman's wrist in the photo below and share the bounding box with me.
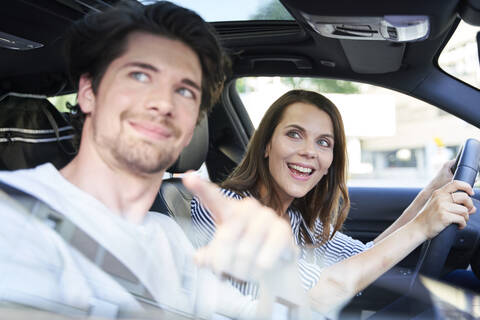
[408,215,430,243]
[399,188,431,221]
[412,188,434,212]
[423,183,438,198]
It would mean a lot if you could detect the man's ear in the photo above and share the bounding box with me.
[77,75,96,114]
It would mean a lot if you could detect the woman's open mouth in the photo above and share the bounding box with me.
[287,163,315,178]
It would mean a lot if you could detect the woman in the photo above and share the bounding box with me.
[191,89,474,310]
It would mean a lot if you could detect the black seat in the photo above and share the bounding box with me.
[0,93,77,171]
[150,115,209,242]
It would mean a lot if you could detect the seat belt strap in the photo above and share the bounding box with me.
[0,181,157,315]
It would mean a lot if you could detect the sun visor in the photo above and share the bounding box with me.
[340,40,405,74]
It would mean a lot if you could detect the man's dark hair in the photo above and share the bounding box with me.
[64,1,230,123]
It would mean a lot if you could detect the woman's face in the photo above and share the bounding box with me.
[265,102,335,206]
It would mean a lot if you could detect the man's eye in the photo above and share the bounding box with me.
[177,87,195,99]
[130,72,149,83]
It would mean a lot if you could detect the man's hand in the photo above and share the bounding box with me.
[183,173,296,282]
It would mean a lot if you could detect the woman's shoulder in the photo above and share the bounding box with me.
[312,217,371,248]
[312,218,346,237]
[219,188,250,200]
[190,187,251,230]
[191,187,250,208]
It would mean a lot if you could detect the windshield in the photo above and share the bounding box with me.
[138,0,294,21]
[438,20,480,90]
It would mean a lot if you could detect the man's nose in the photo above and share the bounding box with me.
[145,86,175,116]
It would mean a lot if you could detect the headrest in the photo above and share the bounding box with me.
[167,115,209,173]
[0,93,77,170]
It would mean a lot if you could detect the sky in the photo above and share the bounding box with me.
[144,0,267,21]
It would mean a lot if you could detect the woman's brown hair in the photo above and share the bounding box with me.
[221,89,349,244]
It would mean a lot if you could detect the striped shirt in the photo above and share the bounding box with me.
[191,188,374,298]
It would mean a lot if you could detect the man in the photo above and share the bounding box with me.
[0,2,302,319]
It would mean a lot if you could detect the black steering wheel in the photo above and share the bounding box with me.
[415,138,480,279]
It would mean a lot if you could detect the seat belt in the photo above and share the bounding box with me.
[0,180,159,318]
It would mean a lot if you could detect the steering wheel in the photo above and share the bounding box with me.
[366,139,480,319]
[415,138,480,279]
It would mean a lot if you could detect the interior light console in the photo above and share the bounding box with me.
[301,14,430,42]
[0,31,43,50]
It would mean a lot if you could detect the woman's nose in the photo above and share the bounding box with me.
[300,140,317,158]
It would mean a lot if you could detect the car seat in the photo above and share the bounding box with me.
[0,93,77,171]
[150,115,209,243]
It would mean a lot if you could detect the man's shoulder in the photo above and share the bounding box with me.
[146,211,190,237]
[146,210,175,225]
[0,163,59,189]
[146,211,196,253]
[0,163,84,218]
[0,163,62,199]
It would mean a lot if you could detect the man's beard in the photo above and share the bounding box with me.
[110,135,178,174]
[94,111,183,175]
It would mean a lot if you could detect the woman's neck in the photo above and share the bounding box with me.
[257,182,293,216]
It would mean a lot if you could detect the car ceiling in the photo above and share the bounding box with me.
[0,0,479,123]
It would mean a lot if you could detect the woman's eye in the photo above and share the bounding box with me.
[317,139,331,147]
[286,131,301,139]
[130,72,149,83]
[177,87,195,99]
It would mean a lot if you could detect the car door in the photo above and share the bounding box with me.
[346,187,419,244]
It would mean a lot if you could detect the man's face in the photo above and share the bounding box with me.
[78,32,202,175]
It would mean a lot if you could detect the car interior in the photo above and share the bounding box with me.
[1,0,480,318]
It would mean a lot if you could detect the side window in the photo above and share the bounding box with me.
[48,93,77,112]
[236,77,480,187]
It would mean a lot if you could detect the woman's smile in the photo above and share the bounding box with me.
[287,162,316,181]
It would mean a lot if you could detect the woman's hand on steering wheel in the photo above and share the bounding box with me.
[424,159,456,193]
[414,180,476,239]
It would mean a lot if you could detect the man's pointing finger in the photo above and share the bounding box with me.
[183,172,229,224]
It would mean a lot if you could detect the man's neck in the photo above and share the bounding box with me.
[60,146,164,224]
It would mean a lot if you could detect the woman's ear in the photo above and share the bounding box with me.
[77,74,96,114]
[264,142,271,158]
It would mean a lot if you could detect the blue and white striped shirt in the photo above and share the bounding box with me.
[191,188,374,298]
